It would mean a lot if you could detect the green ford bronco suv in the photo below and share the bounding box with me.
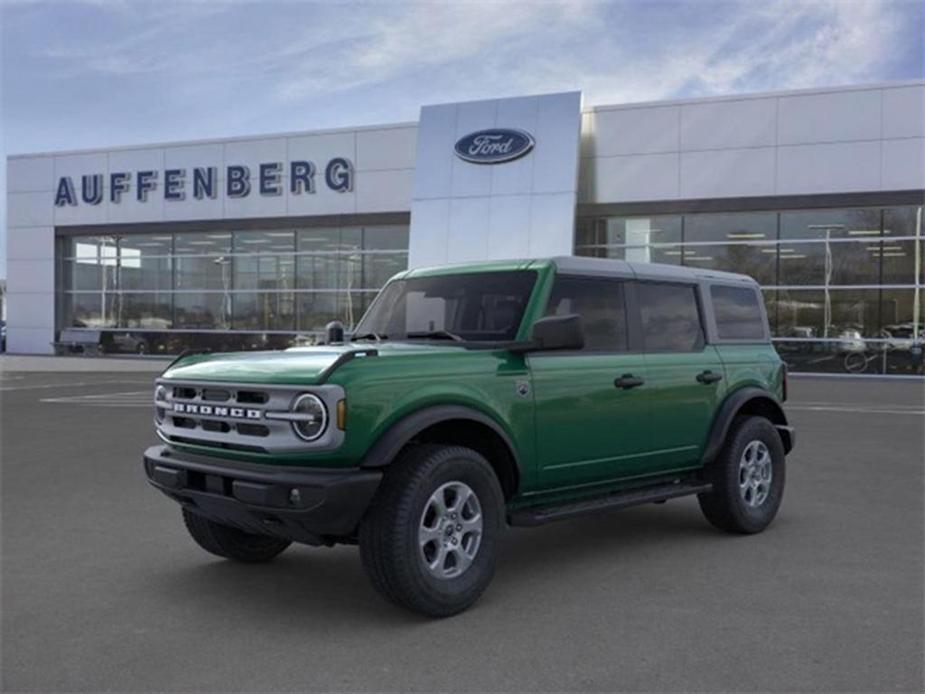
[144,256,794,617]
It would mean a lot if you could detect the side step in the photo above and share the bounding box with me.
[508,480,712,527]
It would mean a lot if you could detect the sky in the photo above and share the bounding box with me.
[1,0,924,278]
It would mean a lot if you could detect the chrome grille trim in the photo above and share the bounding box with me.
[154,378,345,454]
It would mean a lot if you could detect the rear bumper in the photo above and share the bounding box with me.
[143,445,381,544]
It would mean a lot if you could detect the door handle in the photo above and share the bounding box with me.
[696,370,723,384]
[614,374,645,389]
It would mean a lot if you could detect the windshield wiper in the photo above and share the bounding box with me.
[351,332,387,342]
[405,330,465,343]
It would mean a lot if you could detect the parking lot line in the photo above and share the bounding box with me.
[788,405,925,415]
[0,379,151,392]
[40,390,152,407]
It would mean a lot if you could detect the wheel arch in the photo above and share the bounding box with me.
[702,387,793,464]
[359,405,521,500]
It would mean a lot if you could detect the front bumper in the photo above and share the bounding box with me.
[143,445,381,545]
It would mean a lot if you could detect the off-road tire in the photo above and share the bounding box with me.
[182,508,291,562]
[359,444,505,618]
[698,416,786,534]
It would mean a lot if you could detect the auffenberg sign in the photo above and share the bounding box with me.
[53,157,354,207]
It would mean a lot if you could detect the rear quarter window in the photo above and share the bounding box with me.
[636,282,704,352]
[711,285,767,340]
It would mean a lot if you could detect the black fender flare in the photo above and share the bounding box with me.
[701,387,793,464]
[359,404,522,476]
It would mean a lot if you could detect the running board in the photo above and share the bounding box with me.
[508,480,712,527]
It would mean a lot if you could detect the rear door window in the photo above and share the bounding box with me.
[710,285,766,340]
[636,282,704,352]
[544,276,628,351]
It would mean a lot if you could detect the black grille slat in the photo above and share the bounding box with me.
[237,390,269,404]
[236,423,270,437]
[202,389,232,402]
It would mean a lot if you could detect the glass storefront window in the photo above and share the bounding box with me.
[365,252,410,286]
[119,293,173,330]
[882,206,922,238]
[57,222,407,346]
[173,232,232,255]
[119,256,172,291]
[682,244,776,284]
[683,212,777,244]
[233,292,295,331]
[234,254,295,290]
[575,215,682,251]
[780,208,883,240]
[776,240,881,286]
[119,235,173,257]
[295,291,376,332]
[776,288,881,339]
[174,293,231,330]
[64,293,118,329]
[880,289,922,339]
[575,205,923,374]
[234,230,294,255]
[175,255,233,291]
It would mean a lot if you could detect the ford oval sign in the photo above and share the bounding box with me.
[454,128,535,164]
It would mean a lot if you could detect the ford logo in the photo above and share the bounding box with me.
[454,128,535,164]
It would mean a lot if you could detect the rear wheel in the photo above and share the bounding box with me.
[698,416,786,534]
[359,444,504,618]
[182,508,291,562]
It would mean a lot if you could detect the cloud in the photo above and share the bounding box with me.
[273,1,599,102]
[1,0,921,153]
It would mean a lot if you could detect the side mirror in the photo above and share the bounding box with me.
[324,320,345,345]
[528,314,584,352]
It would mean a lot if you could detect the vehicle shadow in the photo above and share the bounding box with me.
[148,499,725,627]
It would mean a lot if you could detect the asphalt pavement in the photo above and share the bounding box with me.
[1,369,922,692]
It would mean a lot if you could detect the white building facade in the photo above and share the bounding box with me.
[5,82,924,374]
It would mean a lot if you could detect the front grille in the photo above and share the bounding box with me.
[154,379,345,454]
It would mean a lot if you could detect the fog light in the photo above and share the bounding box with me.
[289,488,301,506]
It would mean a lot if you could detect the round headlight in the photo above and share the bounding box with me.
[154,385,168,423]
[291,393,327,441]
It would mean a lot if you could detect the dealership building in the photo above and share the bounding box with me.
[5,81,924,374]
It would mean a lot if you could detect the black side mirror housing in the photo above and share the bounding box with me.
[524,314,584,352]
[324,321,345,345]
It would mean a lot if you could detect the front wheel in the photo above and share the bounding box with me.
[359,444,504,618]
[698,416,786,534]
[182,508,291,562]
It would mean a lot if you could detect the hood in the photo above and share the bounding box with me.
[162,341,466,384]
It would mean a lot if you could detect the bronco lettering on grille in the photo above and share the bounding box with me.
[172,403,262,419]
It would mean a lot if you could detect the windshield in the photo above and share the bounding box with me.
[354,270,537,343]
